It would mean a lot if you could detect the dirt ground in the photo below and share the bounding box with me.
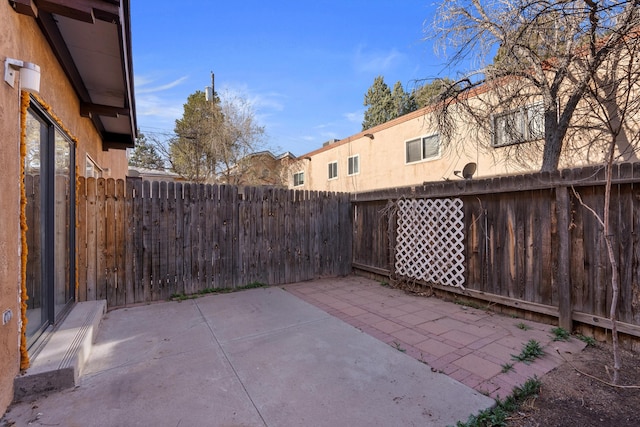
[506,343,640,427]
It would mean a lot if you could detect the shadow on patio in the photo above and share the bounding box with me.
[4,275,586,427]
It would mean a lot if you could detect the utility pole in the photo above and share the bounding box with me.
[205,71,215,103]
[205,71,218,183]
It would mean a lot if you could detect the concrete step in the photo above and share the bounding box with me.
[13,300,106,401]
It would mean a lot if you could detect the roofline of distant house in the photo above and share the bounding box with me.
[219,150,297,176]
[301,25,640,160]
[241,150,297,161]
[300,81,492,158]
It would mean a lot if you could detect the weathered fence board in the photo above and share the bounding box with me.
[96,178,106,301]
[76,176,87,303]
[115,179,126,307]
[76,178,351,308]
[70,163,640,335]
[131,178,143,303]
[124,179,135,305]
[352,163,640,336]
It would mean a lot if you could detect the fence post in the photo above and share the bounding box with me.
[556,185,573,331]
[386,199,396,280]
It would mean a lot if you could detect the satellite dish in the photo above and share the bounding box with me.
[462,162,476,179]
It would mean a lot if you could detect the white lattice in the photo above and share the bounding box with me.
[395,198,466,288]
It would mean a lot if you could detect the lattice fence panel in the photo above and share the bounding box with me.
[395,198,465,288]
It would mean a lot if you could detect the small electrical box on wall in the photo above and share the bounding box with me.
[2,309,12,325]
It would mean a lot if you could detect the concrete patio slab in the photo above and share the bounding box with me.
[3,286,493,427]
[284,276,588,399]
[13,300,106,401]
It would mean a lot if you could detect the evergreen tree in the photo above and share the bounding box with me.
[412,78,458,108]
[128,133,165,170]
[167,89,266,184]
[391,81,416,118]
[168,90,220,183]
[362,76,393,130]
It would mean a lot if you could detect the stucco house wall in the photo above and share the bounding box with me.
[296,107,511,194]
[296,53,640,193]
[0,4,24,413]
[0,1,131,413]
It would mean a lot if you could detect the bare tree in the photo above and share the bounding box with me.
[158,89,267,184]
[428,0,640,172]
[570,32,640,383]
[214,90,267,185]
[429,1,640,384]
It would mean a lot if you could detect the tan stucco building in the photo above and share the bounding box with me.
[220,151,297,187]
[289,109,490,193]
[291,105,540,193]
[293,61,639,193]
[1,0,135,414]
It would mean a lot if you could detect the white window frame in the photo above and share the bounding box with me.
[86,155,103,178]
[492,102,544,147]
[347,154,360,176]
[328,161,338,180]
[293,171,304,187]
[405,134,440,164]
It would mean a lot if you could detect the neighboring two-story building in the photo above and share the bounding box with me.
[292,64,638,193]
[290,106,539,193]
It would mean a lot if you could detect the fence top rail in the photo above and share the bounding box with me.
[351,162,640,202]
[79,178,350,201]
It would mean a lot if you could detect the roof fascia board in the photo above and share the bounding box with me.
[119,0,137,139]
[11,0,121,23]
[34,0,119,23]
[9,0,38,17]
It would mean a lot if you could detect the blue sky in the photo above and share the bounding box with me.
[131,1,453,157]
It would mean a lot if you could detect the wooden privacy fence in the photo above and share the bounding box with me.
[352,163,640,339]
[76,177,352,308]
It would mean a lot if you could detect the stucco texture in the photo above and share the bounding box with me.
[1,2,128,415]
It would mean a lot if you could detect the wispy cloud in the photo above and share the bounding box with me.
[135,75,189,94]
[250,92,286,113]
[216,84,289,140]
[134,75,191,133]
[219,83,286,113]
[136,95,182,119]
[344,110,363,124]
[353,45,405,74]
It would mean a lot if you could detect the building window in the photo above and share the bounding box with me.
[405,134,440,164]
[293,171,304,186]
[348,155,359,176]
[328,161,338,180]
[492,103,544,147]
[24,99,76,348]
[86,155,103,178]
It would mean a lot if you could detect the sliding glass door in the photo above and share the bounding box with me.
[24,100,75,348]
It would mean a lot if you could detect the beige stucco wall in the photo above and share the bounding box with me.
[297,77,639,193]
[0,3,128,415]
[0,3,24,414]
[297,108,525,194]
